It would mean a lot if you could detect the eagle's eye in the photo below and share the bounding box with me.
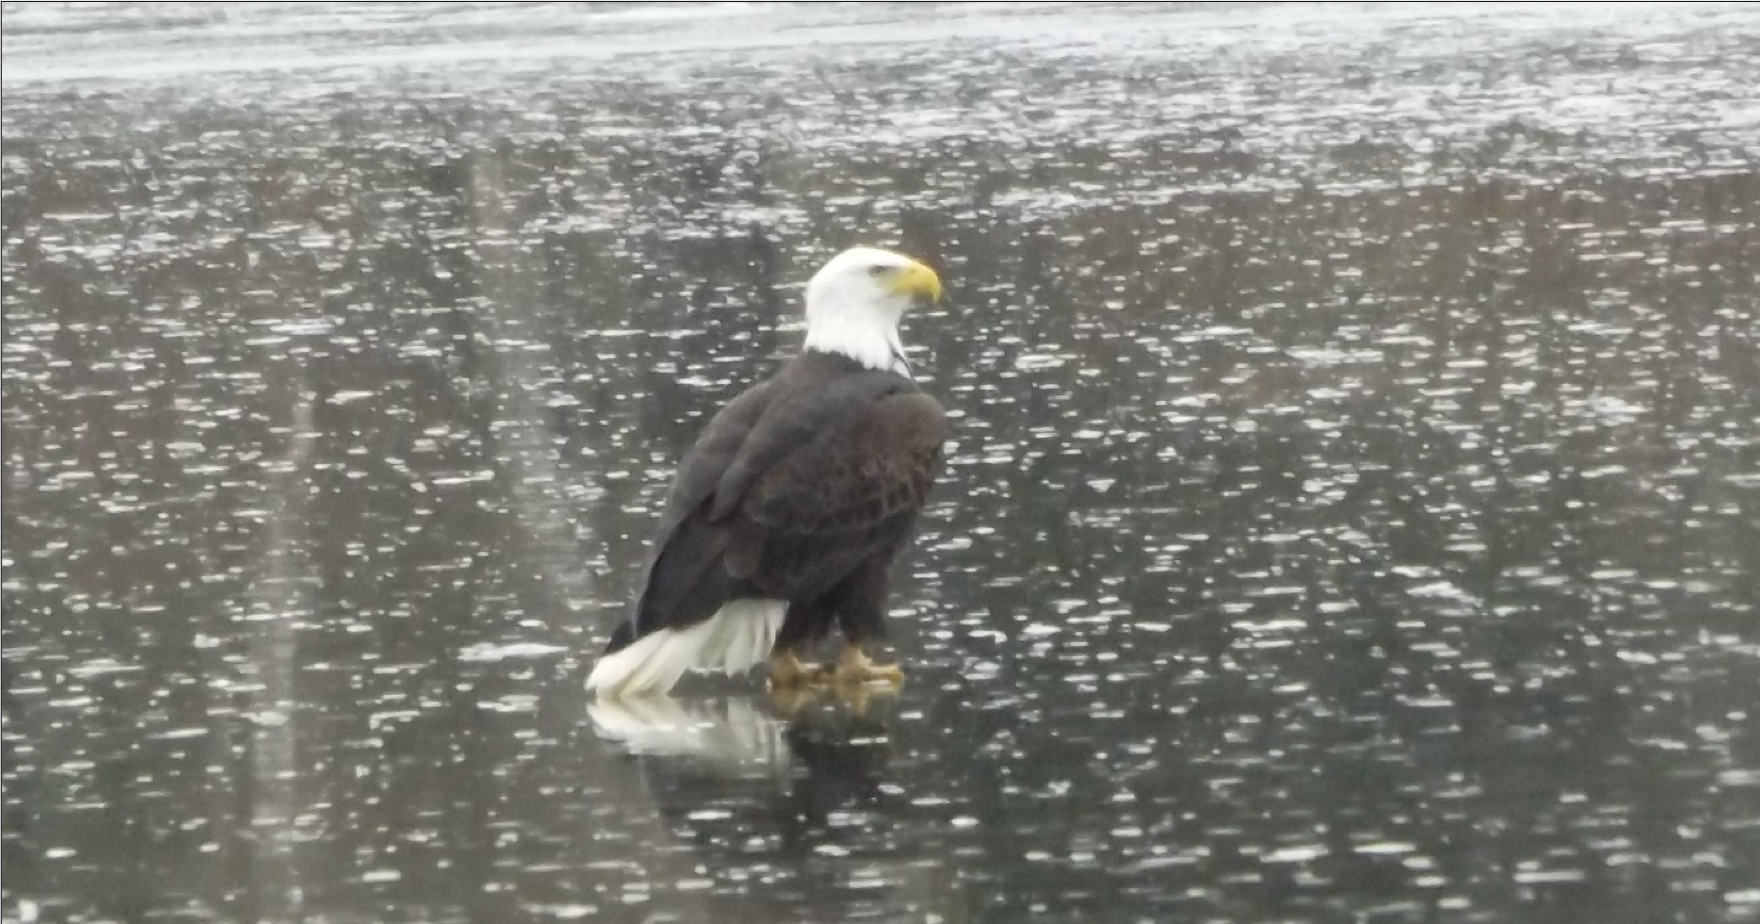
[867,264,890,278]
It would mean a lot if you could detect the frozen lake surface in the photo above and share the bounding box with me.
[3,2,1759,922]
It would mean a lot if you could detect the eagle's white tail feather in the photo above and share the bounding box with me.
[715,599,783,675]
[586,599,786,697]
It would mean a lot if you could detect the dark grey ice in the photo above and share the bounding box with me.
[3,2,1758,922]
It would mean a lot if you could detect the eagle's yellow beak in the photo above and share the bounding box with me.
[889,259,944,304]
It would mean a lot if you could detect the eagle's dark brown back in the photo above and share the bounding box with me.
[608,350,949,653]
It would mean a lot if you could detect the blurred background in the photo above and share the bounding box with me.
[2,2,1757,922]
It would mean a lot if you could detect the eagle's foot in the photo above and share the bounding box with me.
[834,679,901,717]
[767,650,830,690]
[832,644,905,687]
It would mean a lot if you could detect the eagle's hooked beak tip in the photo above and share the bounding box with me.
[898,259,943,304]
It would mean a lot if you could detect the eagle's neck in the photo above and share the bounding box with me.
[802,312,911,378]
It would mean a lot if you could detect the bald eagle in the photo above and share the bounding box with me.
[586,247,950,698]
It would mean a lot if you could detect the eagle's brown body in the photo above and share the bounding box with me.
[598,349,950,690]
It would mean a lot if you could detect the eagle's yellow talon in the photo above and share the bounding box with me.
[768,651,828,689]
[832,644,905,686]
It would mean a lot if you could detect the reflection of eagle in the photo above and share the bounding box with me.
[587,695,960,921]
[587,248,950,698]
[588,696,901,854]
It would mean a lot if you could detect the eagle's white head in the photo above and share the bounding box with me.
[802,246,943,376]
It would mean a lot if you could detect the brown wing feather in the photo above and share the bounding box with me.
[708,371,907,523]
[744,390,949,536]
[615,381,773,647]
[612,359,949,653]
[659,381,773,525]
